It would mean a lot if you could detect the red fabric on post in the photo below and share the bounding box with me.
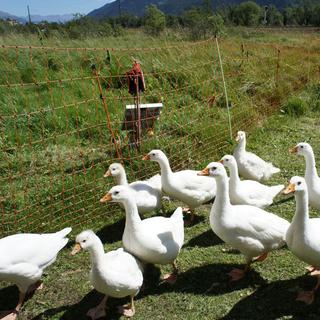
[126,61,146,96]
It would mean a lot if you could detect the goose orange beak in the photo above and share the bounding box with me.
[142,154,150,161]
[100,193,112,203]
[71,243,82,255]
[103,170,111,178]
[219,160,224,164]
[235,134,240,142]
[283,183,295,195]
[198,167,209,176]
[289,146,298,154]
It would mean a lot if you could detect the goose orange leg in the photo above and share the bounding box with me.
[161,261,179,285]
[117,295,135,317]
[228,252,269,282]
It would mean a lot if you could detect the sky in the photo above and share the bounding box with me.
[0,0,114,16]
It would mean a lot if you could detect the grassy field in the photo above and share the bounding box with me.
[0,28,320,319]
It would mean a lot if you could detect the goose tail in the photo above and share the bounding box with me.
[263,163,280,180]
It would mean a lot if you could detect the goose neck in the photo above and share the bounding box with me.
[158,156,173,180]
[213,175,231,213]
[115,168,128,186]
[292,190,309,229]
[235,138,246,153]
[88,238,105,265]
[304,151,318,178]
[123,197,141,228]
[228,164,241,189]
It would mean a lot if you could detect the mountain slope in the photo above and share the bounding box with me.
[0,10,26,23]
[29,14,74,23]
[88,0,295,18]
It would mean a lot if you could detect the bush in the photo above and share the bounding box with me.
[283,97,308,117]
[144,4,166,36]
[182,9,225,40]
[231,1,262,26]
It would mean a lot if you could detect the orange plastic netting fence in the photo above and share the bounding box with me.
[0,37,319,236]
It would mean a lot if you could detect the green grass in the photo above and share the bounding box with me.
[1,28,320,319]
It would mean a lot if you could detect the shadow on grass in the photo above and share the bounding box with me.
[0,285,18,310]
[142,263,268,298]
[185,229,223,247]
[33,289,130,320]
[270,194,294,207]
[221,274,320,320]
[0,284,43,311]
[95,217,125,245]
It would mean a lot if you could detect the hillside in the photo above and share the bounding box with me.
[0,10,26,23]
[88,0,295,18]
[0,10,74,23]
[29,14,74,23]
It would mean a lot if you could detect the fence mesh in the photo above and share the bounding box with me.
[0,37,319,236]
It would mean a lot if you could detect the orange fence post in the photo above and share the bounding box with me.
[91,64,123,162]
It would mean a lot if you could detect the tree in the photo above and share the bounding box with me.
[311,5,320,26]
[207,14,225,36]
[266,5,283,26]
[232,1,262,26]
[283,7,297,25]
[182,7,224,40]
[144,4,166,36]
[202,0,213,16]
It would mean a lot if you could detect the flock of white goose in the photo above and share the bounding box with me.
[1,130,320,319]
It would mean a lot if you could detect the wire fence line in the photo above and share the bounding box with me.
[0,37,319,236]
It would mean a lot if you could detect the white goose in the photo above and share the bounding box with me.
[71,230,143,318]
[199,163,289,281]
[0,227,71,320]
[220,155,284,208]
[104,163,162,214]
[233,131,280,181]
[142,150,216,224]
[283,177,320,305]
[100,185,184,284]
[289,142,320,210]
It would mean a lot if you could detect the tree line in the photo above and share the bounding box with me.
[1,0,320,40]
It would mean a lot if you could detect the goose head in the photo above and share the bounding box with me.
[289,142,313,157]
[220,155,237,169]
[235,131,246,142]
[283,176,307,195]
[100,185,133,204]
[198,162,227,179]
[142,149,167,163]
[71,230,97,255]
[104,163,124,178]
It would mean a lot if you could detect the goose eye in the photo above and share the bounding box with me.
[297,181,302,186]
[226,159,229,162]
[152,153,155,156]
[301,146,304,148]
[112,168,115,171]
[114,191,119,195]
[83,240,86,243]
[212,167,217,170]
